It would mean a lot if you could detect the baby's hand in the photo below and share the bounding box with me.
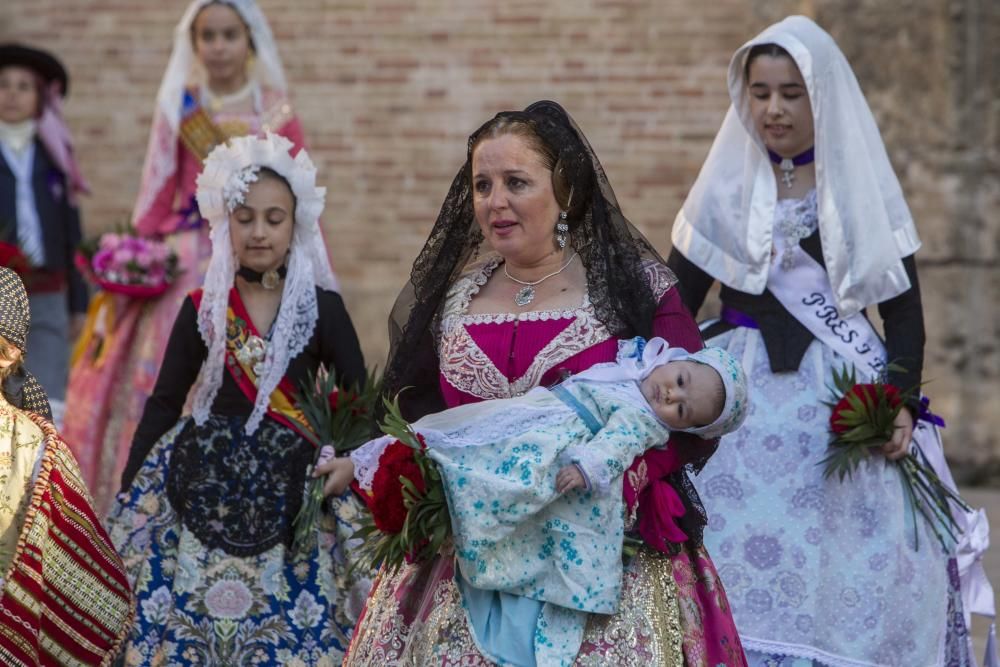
[556,465,586,494]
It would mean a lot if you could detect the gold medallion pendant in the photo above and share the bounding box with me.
[261,269,281,290]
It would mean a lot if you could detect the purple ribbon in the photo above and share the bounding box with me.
[918,396,946,428]
[175,194,206,232]
[720,305,759,330]
[767,146,815,167]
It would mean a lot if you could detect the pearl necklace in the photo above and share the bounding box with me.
[504,253,578,307]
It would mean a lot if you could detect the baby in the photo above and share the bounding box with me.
[325,337,747,500]
[332,336,745,569]
[555,338,736,494]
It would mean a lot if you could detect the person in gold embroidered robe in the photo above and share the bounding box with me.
[0,266,132,667]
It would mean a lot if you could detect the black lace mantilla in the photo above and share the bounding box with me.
[166,415,314,557]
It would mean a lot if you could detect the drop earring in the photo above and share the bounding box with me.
[555,211,569,249]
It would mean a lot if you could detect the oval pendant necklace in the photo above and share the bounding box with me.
[504,253,578,307]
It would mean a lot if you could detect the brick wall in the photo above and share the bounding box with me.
[2,0,997,474]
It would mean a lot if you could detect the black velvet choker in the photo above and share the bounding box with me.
[237,264,287,290]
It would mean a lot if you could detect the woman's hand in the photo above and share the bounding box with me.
[556,465,586,494]
[312,446,356,497]
[881,408,914,461]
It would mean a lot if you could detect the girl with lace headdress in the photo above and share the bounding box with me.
[668,15,995,667]
[64,0,316,513]
[0,267,132,666]
[337,100,747,667]
[107,134,368,666]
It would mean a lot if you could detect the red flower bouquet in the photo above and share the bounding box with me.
[0,242,30,274]
[292,367,382,552]
[354,397,451,574]
[369,437,427,532]
[822,364,969,550]
[75,231,179,298]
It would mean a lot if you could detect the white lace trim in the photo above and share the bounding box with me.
[421,403,567,452]
[350,435,393,491]
[457,307,582,325]
[439,310,610,401]
[741,636,883,667]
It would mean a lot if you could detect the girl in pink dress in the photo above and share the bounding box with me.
[337,100,747,666]
[64,0,316,512]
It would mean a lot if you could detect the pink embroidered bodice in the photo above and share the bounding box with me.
[437,254,698,406]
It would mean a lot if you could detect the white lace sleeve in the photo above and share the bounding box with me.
[349,435,393,491]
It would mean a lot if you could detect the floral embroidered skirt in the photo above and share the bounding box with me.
[344,542,747,666]
[107,417,373,666]
[695,328,969,667]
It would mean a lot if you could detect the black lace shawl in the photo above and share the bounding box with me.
[380,100,711,548]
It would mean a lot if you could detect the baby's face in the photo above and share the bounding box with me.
[639,360,723,430]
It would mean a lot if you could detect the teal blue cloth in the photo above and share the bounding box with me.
[459,577,542,667]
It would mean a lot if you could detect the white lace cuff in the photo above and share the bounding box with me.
[349,435,393,491]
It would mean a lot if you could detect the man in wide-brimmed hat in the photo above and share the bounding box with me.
[0,42,90,424]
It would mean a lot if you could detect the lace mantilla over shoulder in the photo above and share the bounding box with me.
[642,259,678,302]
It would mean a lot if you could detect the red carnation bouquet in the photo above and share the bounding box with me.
[821,364,969,550]
[292,366,382,552]
[354,395,452,574]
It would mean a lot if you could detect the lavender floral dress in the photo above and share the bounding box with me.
[693,192,965,667]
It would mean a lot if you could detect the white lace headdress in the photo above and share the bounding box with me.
[192,132,336,434]
[133,0,288,227]
[671,15,920,317]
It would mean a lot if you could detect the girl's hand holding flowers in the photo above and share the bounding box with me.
[312,446,355,497]
[823,363,969,550]
[882,408,914,461]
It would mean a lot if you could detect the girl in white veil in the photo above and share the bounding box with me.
[64,0,324,514]
[108,134,369,665]
[669,15,993,667]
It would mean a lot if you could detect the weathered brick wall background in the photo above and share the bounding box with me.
[2,0,997,477]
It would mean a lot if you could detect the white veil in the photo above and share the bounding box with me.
[192,133,336,434]
[671,15,921,317]
[132,0,288,226]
